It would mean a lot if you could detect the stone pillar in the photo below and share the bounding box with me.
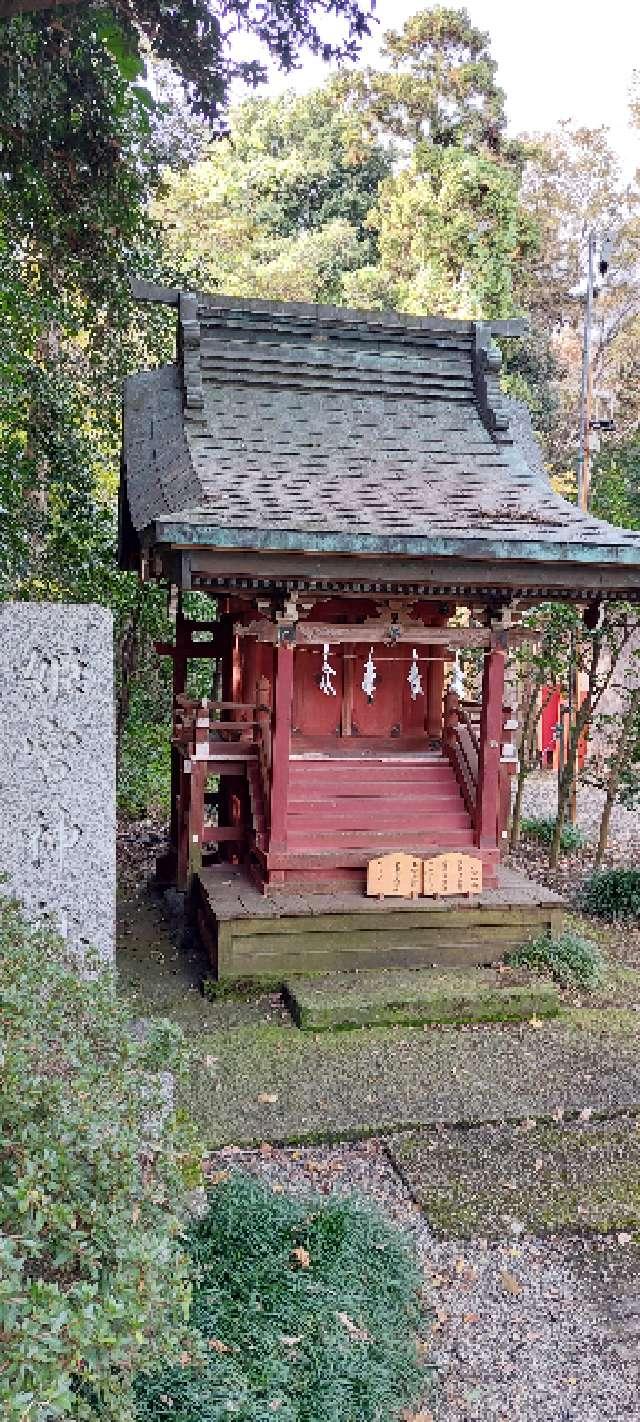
[0,603,115,962]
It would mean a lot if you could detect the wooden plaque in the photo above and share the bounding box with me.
[367,852,422,900]
[422,853,483,898]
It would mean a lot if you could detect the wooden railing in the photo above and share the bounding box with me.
[444,691,478,823]
[444,691,518,843]
[172,692,273,888]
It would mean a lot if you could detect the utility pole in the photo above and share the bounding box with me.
[577,229,597,512]
[569,229,612,823]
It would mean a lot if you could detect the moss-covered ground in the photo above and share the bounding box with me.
[118,884,640,1237]
[285,965,560,1031]
[389,1116,640,1238]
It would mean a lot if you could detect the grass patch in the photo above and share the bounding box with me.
[203,973,285,1002]
[134,1172,425,1422]
[390,1116,640,1238]
[520,816,586,852]
[285,967,560,1032]
[508,931,604,991]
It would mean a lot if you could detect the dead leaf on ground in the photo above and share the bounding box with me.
[208,1338,231,1354]
[257,1092,279,1104]
[208,1170,230,1187]
[500,1269,524,1296]
[291,1245,311,1269]
[402,1411,434,1421]
[336,1311,370,1342]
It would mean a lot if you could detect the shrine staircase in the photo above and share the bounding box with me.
[281,750,497,885]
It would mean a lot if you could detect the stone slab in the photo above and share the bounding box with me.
[0,603,115,961]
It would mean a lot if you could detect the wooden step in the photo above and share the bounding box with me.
[285,828,476,850]
[286,809,471,831]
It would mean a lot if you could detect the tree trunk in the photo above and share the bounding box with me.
[548,622,633,867]
[509,675,548,850]
[594,690,640,867]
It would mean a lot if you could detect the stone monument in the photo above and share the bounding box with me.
[0,603,116,962]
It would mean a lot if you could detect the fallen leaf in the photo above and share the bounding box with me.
[402,1410,434,1421]
[258,1092,279,1104]
[260,1142,274,1156]
[463,1312,480,1325]
[208,1338,231,1353]
[208,1170,230,1187]
[179,1352,192,1367]
[529,1015,543,1030]
[336,1311,370,1342]
[500,1270,523,1296]
[291,1246,311,1269]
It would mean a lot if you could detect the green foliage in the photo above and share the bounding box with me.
[508,931,604,991]
[0,893,201,1421]
[0,0,372,126]
[134,1172,424,1422]
[338,6,509,151]
[520,816,586,853]
[579,868,640,920]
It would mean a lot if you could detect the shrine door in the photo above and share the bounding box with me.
[292,643,428,740]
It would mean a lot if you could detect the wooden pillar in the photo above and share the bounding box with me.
[269,644,295,851]
[426,648,445,739]
[169,608,190,860]
[474,639,505,848]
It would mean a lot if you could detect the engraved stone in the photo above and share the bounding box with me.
[0,603,115,962]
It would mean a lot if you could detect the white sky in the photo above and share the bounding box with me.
[261,0,640,178]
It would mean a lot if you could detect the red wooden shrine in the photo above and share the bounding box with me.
[120,286,640,901]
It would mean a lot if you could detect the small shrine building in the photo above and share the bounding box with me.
[120,285,640,975]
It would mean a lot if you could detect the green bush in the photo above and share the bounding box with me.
[0,894,201,1421]
[520,816,586,852]
[579,867,640,920]
[135,1172,425,1422]
[508,931,604,991]
[118,711,171,817]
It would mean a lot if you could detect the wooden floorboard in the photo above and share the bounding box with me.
[194,865,565,979]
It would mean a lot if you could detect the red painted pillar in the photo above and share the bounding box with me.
[427,648,445,739]
[474,638,505,848]
[269,644,295,852]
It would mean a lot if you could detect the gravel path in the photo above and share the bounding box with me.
[521,770,640,861]
[207,1141,640,1422]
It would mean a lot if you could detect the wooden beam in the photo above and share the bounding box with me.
[474,641,506,849]
[234,619,535,648]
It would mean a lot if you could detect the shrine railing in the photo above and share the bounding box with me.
[444,692,518,842]
[444,691,478,823]
[172,692,272,888]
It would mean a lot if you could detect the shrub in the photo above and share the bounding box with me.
[508,931,604,991]
[117,710,171,817]
[520,816,586,853]
[0,894,201,1421]
[135,1172,425,1422]
[579,867,640,920]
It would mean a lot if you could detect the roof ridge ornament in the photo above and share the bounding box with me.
[179,291,205,426]
[473,322,513,446]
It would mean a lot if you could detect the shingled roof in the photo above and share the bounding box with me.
[120,286,640,599]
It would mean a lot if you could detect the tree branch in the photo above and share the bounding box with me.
[0,0,87,18]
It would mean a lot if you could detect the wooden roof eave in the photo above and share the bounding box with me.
[147,516,640,574]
